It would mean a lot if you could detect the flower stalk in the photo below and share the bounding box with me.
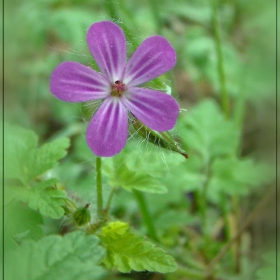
[96,157,103,221]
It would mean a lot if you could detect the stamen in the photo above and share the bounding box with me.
[111,80,126,97]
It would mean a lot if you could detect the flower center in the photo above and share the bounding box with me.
[111,80,126,97]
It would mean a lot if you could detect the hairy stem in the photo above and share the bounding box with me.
[133,190,158,241]
[96,157,103,221]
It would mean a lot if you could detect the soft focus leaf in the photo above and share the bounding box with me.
[208,157,274,198]
[179,100,240,162]
[5,231,106,280]
[4,201,44,250]
[255,250,279,280]
[100,221,177,273]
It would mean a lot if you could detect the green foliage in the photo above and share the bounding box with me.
[5,125,70,218]
[5,201,44,249]
[5,125,38,182]
[208,157,274,197]
[100,221,177,273]
[26,138,70,181]
[180,99,239,161]
[103,156,167,194]
[158,100,274,204]
[5,231,106,280]
[255,250,278,280]
[5,124,70,184]
[5,0,276,279]
[7,179,66,219]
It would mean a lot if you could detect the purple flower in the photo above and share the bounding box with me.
[50,21,179,157]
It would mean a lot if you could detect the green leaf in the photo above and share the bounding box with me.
[4,124,38,182]
[208,157,274,198]
[8,178,66,219]
[179,100,240,162]
[26,137,70,181]
[5,231,106,280]
[4,201,44,250]
[255,250,279,280]
[103,158,167,194]
[100,221,177,273]
[5,124,70,184]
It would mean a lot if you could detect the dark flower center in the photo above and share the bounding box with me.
[111,80,126,97]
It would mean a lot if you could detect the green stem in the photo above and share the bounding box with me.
[96,157,103,220]
[219,193,231,242]
[211,0,232,252]
[104,187,117,214]
[103,0,118,21]
[148,0,162,35]
[199,186,211,261]
[211,0,229,118]
[133,190,158,241]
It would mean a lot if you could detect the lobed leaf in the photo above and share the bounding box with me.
[26,137,70,181]
[4,200,44,250]
[5,124,70,184]
[4,124,38,182]
[8,178,66,219]
[100,221,177,273]
[179,100,240,162]
[5,231,106,280]
[103,158,167,194]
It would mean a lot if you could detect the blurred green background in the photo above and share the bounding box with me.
[4,0,277,279]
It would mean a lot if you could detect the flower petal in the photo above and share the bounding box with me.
[121,87,179,131]
[86,98,128,157]
[50,61,110,102]
[86,21,127,82]
[124,36,176,87]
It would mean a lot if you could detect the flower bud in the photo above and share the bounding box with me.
[72,203,91,226]
[132,118,188,159]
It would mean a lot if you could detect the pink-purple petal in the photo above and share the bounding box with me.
[86,21,127,82]
[124,36,176,87]
[50,61,110,102]
[86,98,128,157]
[121,87,179,131]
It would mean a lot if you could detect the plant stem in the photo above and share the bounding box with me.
[211,0,233,264]
[96,157,103,221]
[132,190,158,241]
[148,0,162,35]
[211,0,229,118]
[199,185,211,261]
[206,185,274,275]
[104,187,117,215]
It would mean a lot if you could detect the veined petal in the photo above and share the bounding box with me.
[50,61,110,102]
[86,98,128,157]
[86,21,127,82]
[121,87,179,131]
[124,36,176,87]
